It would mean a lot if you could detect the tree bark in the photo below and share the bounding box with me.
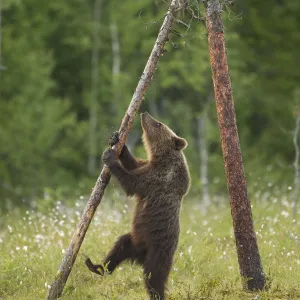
[46,1,179,299]
[205,0,266,291]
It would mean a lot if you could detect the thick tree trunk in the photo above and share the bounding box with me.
[46,1,179,299]
[205,0,266,291]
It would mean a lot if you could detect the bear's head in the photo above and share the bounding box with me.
[141,112,187,159]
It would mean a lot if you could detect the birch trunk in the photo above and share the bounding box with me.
[293,116,300,217]
[88,0,101,175]
[197,113,210,208]
[110,21,120,98]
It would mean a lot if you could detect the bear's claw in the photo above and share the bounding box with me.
[85,257,104,276]
[108,131,119,147]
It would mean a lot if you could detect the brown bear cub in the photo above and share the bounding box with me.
[86,112,190,300]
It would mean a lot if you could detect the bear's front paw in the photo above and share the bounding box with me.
[102,148,117,164]
[108,131,119,147]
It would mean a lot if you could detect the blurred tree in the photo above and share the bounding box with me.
[231,0,300,173]
[0,0,299,202]
[0,1,87,199]
[88,0,101,175]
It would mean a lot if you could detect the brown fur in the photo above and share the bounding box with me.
[86,112,190,300]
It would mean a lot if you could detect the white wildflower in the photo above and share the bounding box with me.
[281,211,289,218]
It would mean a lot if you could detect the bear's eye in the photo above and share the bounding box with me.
[156,122,162,128]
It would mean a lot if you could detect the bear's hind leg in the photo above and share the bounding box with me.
[86,233,134,275]
[102,233,134,273]
[143,249,173,300]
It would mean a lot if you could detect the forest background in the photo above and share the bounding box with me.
[1,0,300,209]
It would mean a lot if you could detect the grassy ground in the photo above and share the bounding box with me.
[1,190,300,300]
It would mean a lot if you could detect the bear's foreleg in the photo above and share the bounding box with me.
[119,145,147,170]
[102,148,143,196]
[108,132,147,171]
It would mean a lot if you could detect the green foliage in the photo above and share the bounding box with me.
[0,0,299,200]
[1,193,300,299]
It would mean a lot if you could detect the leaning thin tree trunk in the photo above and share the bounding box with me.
[205,0,266,291]
[46,1,179,299]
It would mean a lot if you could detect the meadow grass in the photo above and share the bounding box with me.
[1,189,300,300]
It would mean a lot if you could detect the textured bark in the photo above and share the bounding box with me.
[205,0,266,291]
[46,1,179,299]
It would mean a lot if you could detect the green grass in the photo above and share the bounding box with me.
[1,190,300,300]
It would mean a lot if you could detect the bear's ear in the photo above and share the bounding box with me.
[174,136,188,150]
